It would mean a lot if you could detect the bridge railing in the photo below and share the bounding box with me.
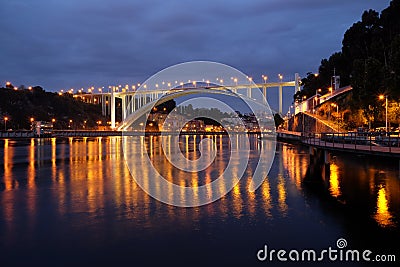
[303,131,400,153]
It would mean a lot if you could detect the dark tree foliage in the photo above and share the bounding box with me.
[0,87,107,129]
[299,0,400,121]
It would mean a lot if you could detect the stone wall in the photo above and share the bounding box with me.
[287,113,336,133]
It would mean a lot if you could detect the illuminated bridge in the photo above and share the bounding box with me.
[74,73,300,129]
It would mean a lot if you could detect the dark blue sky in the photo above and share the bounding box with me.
[0,0,391,110]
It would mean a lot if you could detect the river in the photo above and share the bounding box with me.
[0,136,399,266]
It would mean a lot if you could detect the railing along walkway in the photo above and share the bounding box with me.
[303,132,400,156]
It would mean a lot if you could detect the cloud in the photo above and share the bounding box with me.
[0,0,391,100]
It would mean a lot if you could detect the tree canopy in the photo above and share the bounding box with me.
[298,0,400,114]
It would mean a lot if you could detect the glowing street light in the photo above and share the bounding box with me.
[278,74,283,82]
[4,116,8,130]
[30,117,34,123]
[379,94,388,133]
[262,75,268,84]
[331,103,339,132]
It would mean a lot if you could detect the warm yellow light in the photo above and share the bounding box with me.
[6,82,11,86]
[4,117,8,121]
[52,118,56,123]
[374,186,393,227]
[69,119,72,123]
[329,162,340,197]
[30,117,34,122]
[379,95,385,100]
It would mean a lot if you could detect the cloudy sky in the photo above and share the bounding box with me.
[0,0,391,109]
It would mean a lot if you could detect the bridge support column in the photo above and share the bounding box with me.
[295,73,300,94]
[101,95,106,116]
[247,87,251,98]
[111,89,116,129]
[107,96,111,116]
[324,150,330,165]
[279,84,283,114]
[262,86,267,103]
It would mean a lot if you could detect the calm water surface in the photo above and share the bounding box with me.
[0,136,399,266]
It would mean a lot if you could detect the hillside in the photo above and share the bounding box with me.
[297,0,400,130]
[0,86,107,130]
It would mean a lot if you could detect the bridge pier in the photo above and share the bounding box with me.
[309,146,330,165]
[262,86,267,103]
[279,84,283,114]
[247,87,252,98]
[122,96,126,121]
[111,90,116,129]
[295,73,300,94]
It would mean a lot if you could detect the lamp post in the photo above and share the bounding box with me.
[4,117,8,131]
[331,103,339,132]
[379,95,388,133]
[262,75,268,84]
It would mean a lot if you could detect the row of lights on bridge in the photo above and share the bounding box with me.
[53,74,285,95]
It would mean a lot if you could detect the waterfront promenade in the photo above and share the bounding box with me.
[278,130,400,158]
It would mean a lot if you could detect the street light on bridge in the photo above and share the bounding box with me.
[262,75,268,84]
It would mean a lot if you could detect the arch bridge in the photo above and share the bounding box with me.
[75,73,300,129]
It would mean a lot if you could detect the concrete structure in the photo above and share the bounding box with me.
[75,74,301,129]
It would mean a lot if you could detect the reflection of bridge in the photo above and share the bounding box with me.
[75,74,300,129]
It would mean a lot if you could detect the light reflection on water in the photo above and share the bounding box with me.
[0,136,399,265]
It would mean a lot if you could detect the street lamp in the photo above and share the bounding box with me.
[331,103,339,132]
[4,117,8,131]
[233,77,238,86]
[262,75,268,84]
[379,95,388,133]
[278,74,283,82]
